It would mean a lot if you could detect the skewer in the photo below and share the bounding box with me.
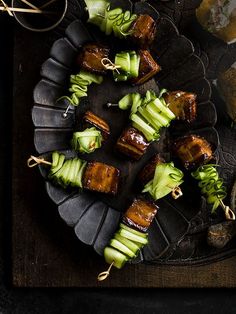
[101,58,121,74]
[106,102,119,108]
[171,186,183,199]
[0,6,56,13]
[97,262,114,281]
[219,199,235,221]
[20,0,41,11]
[0,0,13,15]
[40,0,58,9]
[27,155,52,168]
[63,105,71,118]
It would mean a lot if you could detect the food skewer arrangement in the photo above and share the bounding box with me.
[29,0,235,282]
[28,151,120,195]
[60,43,161,117]
[59,0,161,116]
[113,89,196,160]
[173,134,235,220]
[77,43,161,83]
[85,0,157,46]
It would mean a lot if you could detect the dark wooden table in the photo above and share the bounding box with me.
[11,4,236,288]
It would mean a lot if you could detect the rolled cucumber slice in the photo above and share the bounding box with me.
[118,93,133,110]
[145,103,170,127]
[110,239,136,258]
[104,247,128,269]
[131,113,158,142]
[120,223,147,238]
[119,229,148,245]
[115,52,130,74]
[129,51,140,78]
[152,98,175,120]
[114,233,140,254]
[130,93,142,113]
[138,106,162,131]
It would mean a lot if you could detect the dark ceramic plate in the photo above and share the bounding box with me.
[32,0,219,265]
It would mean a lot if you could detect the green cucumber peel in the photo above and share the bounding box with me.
[110,239,136,258]
[85,0,109,26]
[143,163,184,200]
[131,113,159,142]
[48,153,86,189]
[104,246,128,269]
[114,233,140,254]
[58,71,103,107]
[191,165,227,212]
[151,98,176,120]
[119,229,148,245]
[72,127,102,154]
[119,223,147,238]
[138,106,162,131]
[118,93,133,110]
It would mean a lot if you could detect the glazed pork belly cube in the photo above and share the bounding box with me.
[163,91,197,123]
[138,153,165,185]
[83,162,120,195]
[131,50,161,85]
[173,134,213,170]
[123,198,158,232]
[116,127,150,160]
[129,14,157,47]
[83,111,110,140]
[76,43,110,75]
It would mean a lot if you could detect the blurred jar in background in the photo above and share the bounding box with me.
[196,0,236,44]
[217,62,236,123]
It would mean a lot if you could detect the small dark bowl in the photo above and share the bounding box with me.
[12,0,67,32]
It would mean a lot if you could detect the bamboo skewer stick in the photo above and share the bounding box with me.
[20,0,42,12]
[40,0,58,9]
[0,6,56,13]
[0,0,13,16]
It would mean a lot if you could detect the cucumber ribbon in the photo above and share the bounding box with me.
[85,0,137,39]
[142,162,184,200]
[118,89,175,142]
[191,164,235,220]
[71,127,103,154]
[58,71,103,116]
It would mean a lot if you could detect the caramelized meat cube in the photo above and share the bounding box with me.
[83,111,110,140]
[138,154,165,185]
[123,198,158,232]
[83,162,120,195]
[132,50,161,85]
[173,135,213,170]
[163,91,197,123]
[129,15,157,47]
[76,43,109,75]
[116,127,150,160]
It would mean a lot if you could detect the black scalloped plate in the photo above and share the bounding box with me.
[32,0,219,265]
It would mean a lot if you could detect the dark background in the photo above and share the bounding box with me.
[1,6,236,314]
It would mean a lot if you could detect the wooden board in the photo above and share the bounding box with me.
[12,3,236,288]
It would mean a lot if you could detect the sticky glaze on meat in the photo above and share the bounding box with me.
[76,43,109,75]
[123,198,158,232]
[116,127,150,160]
[130,15,157,47]
[83,162,120,195]
[83,111,110,140]
[163,91,197,123]
[173,134,213,170]
[138,153,165,185]
[131,50,161,85]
